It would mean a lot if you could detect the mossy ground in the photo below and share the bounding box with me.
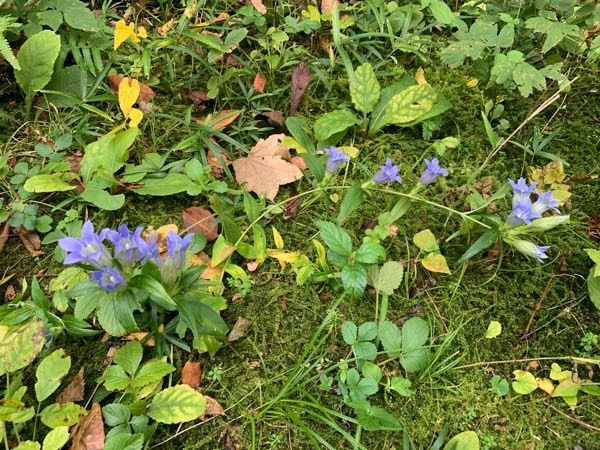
[1,6,600,449]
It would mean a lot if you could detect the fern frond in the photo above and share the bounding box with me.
[0,16,22,71]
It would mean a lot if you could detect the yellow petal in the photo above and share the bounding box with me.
[114,20,135,50]
[128,108,143,128]
[137,26,147,39]
[118,78,140,117]
[272,226,284,250]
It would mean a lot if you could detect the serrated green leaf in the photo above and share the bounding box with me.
[484,321,502,339]
[313,110,360,142]
[349,63,380,114]
[148,385,206,424]
[40,402,86,428]
[354,401,402,431]
[373,261,404,295]
[352,341,378,361]
[102,403,130,426]
[429,0,454,25]
[24,174,77,193]
[390,376,414,397]
[380,84,436,127]
[114,341,143,376]
[512,370,538,395]
[35,349,71,402]
[341,263,367,297]
[42,426,69,450]
[402,317,429,348]
[357,322,378,341]
[99,365,130,391]
[379,321,402,358]
[355,241,386,264]
[0,320,45,376]
[513,61,546,97]
[341,321,358,345]
[315,220,353,256]
[104,434,144,450]
[361,361,382,382]
[525,16,580,53]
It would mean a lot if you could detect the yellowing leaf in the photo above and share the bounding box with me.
[421,253,451,274]
[466,77,479,87]
[512,370,538,395]
[484,320,502,339]
[232,134,303,201]
[282,136,307,153]
[312,239,326,264]
[114,20,146,50]
[119,78,140,118]
[137,26,147,39]
[413,229,438,253]
[337,146,359,158]
[128,108,143,128]
[272,226,284,250]
[552,378,580,398]
[536,378,555,395]
[550,363,571,381]
[415,67,427,85]
[267,250,301,269]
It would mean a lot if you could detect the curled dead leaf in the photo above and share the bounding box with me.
[187,89,209,105]
[290,155,307,170]
[228,316,252,342]
[232,134,303,201]
[251,0,267,14]
[0,221,9,254]
[196,110,241,130]
[207,148,231,178]
[182,206,219,242]
[202,395,225,418]
[290,63,312,115]
[107,75,156,102]
[258,111,285,129]
[181,361,202,388]
[70,403,105,450]
[124,331,156,346]
[56,367,85,404]
[253,73,266,93]
[17,227,42,257]
[192,251,223,280]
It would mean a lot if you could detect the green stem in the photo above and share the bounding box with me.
[379,293,390,325]
[354,424,362,449]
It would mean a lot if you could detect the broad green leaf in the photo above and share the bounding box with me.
[40,402,86,428]
[134,173,193,196]
[14,442,41,450]
[421,253,451,274]
[313,109,360,143]
[402,317,429,348]
[490,50,524,85]
[380,84,436,127]
[456,228,499,265]
[357,322,378,341]
[361,361,382,382]
[24,174,76,193]
[102,403,130,426]
[341,263,367,297]
[513,61,547,97]
[148,385,206,424]
[512,370,538,395]
[337,182,364,225]
[389,376,414,397]
[525,16,580,53]
[98,365,130,391]
[80,188,125,211]
[489,375,510,396]
[400,347,430,373]
[130,274,177,311]
[211,234,236,266]
[549,363,572,381]
[224,28,248,48]
[444,431,480,450]
[15,30,61,103]
[349,63,380,114]
[96,294,137,337]
[104,434,144,450]
[285,116,315,153]
[581,384,600,396]
[552,378,580,398]
[114,341,143,376]
[588,269,600,310]
[352,341,378,361]
[341,321,358,345]
[353,401,402,431]
[585,249,600,276]
[54,0,98,31]
[429,0,454,25]
[355,242,386,264]
[0,320,45,376]
[370,78,415,133]
[315,220,353,256]
[373,261,404,295]
[413,229,438,253]
[42,426,69,450]
[379,321,402,358]
[131,360,175,388]
[35,349,71,402]
[484,321,502,339]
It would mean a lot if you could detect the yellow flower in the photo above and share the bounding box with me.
[118,78,143,128]
[114,19,146,50]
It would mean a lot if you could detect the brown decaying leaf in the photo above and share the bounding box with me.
[202,395,225,418]
[283,196,302,220]
[259,111,285,129]
[101,345,117,367]
[187,89,209,105]
[57,367,85,404]
[225,424,241,450]
[70,403,105,450]
[181,361,202,388]
[182,207,219,242]
[195,110,240,130]
[124,331,156,346]
[232,134,303,201]
[143,224,178,255]
[290,155,307,171]
[246,261,259,272]
[253,73,266,93]
[321,0,339,14]
[192,251,223,280]
[66,151,83,173]
[0,221,9,254]
[290,63,312,115]
[17,227,42,257]
[251,0,267,14]
[207,148,231,178]
[107,75,156,102]
[228,316,252,342]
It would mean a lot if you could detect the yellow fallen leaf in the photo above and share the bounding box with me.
[267,249,301,269]
[118,78,140,118]
[421,253,451,274]
[415,67,427,85]
[272,226,284,250]
[536,378,555,395]
[466,77,479,87]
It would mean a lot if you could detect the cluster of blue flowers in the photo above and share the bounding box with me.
[59,221,192,291]
[322,146,448,187]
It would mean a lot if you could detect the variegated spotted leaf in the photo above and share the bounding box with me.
[380,84,437,127]
[349,63,380,114]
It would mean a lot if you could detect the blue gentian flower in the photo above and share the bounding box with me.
[166,231,193,269]
[91,266,126,291]
[510,239,550,262]
[107,224,150,265]
[506,178,561,227]
[323,146,350,174]
[419,158,448,186]
[373,158,402,184]
[530,191,560,216]
[59,221,111,267]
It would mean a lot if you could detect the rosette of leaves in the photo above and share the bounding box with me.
[313,63,451,146]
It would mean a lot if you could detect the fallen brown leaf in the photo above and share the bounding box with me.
[107,75,156,102]
[196,110,240,130]
[290,63,312,115]
[70,403,104,450]
[187,89,209,105]
[124,331,156,346]
[232,134,303,201]
[202,395,225,418]
[259,111,285,129]
[290,155,307,170]
[182,207,219,242]
[66,151,83,173]
[253,73,266,93]
[207,148,231,178]
[225,424,241,450]
[0,222,9,254]
[246,261,259,272]
[251,0,267,14]
[4,285,16,302]
[181,361,202,388]
[17,227,42,257]
[101,345,117,367]
[283,196,302,220]
[321,0,339,14]
[228,316,252,342]
[157,18,177,36]
[192,252,223,280]
[57,367,85,404]
[225,55,240,66]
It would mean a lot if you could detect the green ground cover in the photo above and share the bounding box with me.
[1,1,599,449]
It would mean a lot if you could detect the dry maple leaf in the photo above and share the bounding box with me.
[107,75,155,102]
[232,134,303,201]
[182,206,219,241]
[56,367,85,404]
[181,361,202,388]
[70,403,105,450]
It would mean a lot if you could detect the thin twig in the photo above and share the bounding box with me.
[521,276,555,339]
[547,404,600,432]
[454,355,600,371]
